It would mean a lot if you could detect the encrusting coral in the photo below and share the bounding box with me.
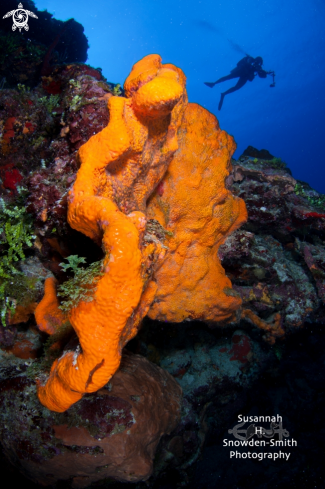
[36,54,247,413]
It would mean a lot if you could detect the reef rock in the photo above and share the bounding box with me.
[219,154,325,336]
[240,145,275,160]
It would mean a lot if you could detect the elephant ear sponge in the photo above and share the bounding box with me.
[146,103,247,324]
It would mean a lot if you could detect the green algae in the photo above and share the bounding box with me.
[0,190,36,326]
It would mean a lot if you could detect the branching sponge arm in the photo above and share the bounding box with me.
[36,54,187,412]
[37,204,143,412]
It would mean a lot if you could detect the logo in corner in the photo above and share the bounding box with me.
[3,3,38,32]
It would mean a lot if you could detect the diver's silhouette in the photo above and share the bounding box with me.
[204,56,269,110]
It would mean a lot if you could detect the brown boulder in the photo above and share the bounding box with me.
[0,351,182,487]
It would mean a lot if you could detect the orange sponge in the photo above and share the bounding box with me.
[34,277,66,335]
[147,103,247,323]
[36,54,247,413]
[37,55,186,412]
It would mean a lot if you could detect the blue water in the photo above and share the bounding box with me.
[35,0,325,193]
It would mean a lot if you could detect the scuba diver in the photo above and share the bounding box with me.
[204,55,274,110]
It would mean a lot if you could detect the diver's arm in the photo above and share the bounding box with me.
[256,68,267,78]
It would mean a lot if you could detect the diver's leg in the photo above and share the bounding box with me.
[222,77,247,94]
[204,73,238,88]
[215,73,238,84]
[218,93,225,110]
[218,78,247,110]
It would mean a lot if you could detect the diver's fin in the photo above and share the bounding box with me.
[218,93,225,111]
[204,82,216,88]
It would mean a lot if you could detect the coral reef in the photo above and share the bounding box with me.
[0,43,325,488]
[0,0,88,88]
[218,152,325,340]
